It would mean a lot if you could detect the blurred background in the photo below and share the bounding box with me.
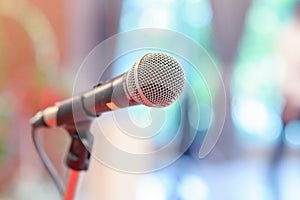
[1,0,300,199]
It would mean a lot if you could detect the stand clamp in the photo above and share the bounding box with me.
[65,121,94,171]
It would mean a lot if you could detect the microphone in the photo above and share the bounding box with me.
[30,52,185,128]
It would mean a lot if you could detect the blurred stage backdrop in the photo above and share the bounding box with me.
[1,0,300,199]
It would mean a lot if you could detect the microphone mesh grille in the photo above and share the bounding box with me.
[126,52,185,107]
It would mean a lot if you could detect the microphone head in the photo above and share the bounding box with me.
[126,52,185,107]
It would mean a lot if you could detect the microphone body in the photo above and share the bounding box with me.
[31,73,134,128]
[30,52,185,128]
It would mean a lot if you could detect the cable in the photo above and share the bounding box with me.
[31,126,65,195]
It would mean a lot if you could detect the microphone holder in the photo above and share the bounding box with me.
[64,120,94,200]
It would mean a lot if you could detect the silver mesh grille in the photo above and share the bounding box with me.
[126,52,185,107]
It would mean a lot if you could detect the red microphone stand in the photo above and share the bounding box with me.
[65,170,79,200]
[64,121,93,200]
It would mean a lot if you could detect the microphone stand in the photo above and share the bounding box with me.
[64,121,94,200]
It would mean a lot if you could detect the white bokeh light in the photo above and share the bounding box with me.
[135,175,167,200]
[178,174,210,200]
[232,97,282,143]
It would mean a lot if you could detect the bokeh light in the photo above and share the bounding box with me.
[285,120,300,148]
[232,97,282,145]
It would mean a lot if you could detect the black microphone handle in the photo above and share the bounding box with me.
[30,73,137,128]
[82,73,137,117]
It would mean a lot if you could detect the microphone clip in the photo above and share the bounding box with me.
[65,121,94,171]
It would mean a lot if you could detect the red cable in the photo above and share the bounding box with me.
[64,170,80,200]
